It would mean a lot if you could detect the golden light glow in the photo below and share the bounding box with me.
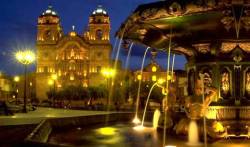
[96,127,117,136]
[101,68,115,78]
[15,50,35,65]
[157,78,165,85]
[58,70,61,76]
[48,79,53,85]
[167,75,172,80]
[83,82,88,87]
[46,114,55,117]
[70,75,75,81]
[212,121,225,133]
[137,74,142,81]
[51,74,57,80]
[70,31,76,37]
[152,75,157,82]
[14,76,20,82]
[152,66,157,72]
[206,107,218,119]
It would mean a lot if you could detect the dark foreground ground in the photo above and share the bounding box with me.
[0,124,36,147]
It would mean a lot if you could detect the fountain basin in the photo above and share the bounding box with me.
[24,112,250,147]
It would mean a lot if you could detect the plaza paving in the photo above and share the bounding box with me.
[0,107,112,126]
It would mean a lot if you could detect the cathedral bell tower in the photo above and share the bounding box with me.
[37,5,63,44]
[36,6,63,100]
[88,5,110,43]
[36,5,63,74]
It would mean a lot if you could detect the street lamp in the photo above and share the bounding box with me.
[13,76,20,104]
[15,50,35,113]
[101,68,115,105]
[101,68,115,88]
[101,68,115,79]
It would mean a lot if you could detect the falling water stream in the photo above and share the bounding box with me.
[153,109,161,130]
[111,38,118,59]
[125,43,134,70]
[106,25,127,124]
[188,120,200,146]
[171,54,175,82]
[141,82,158,127]
[133,47,151,123]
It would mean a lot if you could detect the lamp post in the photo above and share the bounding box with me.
[15,50,35,113]
[101,68,115,105]
[48,79,53,106]
[14,76,20,104]
[51,74,57,107]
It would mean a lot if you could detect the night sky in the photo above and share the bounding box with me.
[0,0,186,75]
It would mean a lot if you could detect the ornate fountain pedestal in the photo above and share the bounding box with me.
[117,0,250,140]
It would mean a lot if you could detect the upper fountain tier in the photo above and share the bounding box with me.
[117,0,250,57]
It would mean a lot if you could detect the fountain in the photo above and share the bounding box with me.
[115,1,250,146]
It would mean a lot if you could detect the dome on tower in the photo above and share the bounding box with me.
[38,5,60,24]
[41,5,58,16]
[92,5,108,15]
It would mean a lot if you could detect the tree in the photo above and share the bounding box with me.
[88,85,108,105]
[46,88,54,100]
[79,87,90,100]
[62,85,89,101]
[88,86,98,103]
[96,85,108,99]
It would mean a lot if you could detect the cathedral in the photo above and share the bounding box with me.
[36,5,112,100]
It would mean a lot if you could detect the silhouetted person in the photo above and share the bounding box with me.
[1,101,13,115]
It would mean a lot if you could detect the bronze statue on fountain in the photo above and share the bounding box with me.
[161,82,177,130]
[174,76,222,137]
[185,77,217,120]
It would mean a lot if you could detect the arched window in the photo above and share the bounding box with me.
[188,69,195,95]
[221,68,230,98]
[97,19,101,23]
[44,30,52,40]
[245,69,250,97]
[96,29,103,40]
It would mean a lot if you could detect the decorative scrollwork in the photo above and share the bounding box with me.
[193,43,210,54]
[221,42,237,53]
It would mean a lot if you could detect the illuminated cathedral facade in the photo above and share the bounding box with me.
[36,6,112,100]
